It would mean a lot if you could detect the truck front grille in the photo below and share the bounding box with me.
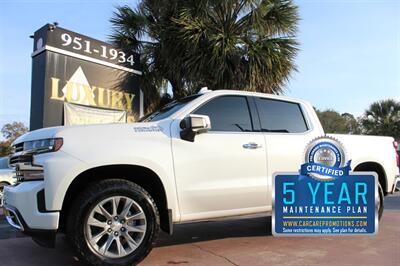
[9,155,32,165]
[13,143,23,153]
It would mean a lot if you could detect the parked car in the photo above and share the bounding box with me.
[0,168,16,207]
[3,90,400,266]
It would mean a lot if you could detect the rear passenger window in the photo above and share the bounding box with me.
[255,98,308,133]
[193,96,253,132]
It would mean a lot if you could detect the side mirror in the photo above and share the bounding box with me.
[180,114,211,142]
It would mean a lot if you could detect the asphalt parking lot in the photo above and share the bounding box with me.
[0,194,399,266]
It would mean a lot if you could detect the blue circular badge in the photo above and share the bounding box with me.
[302,136,349,181]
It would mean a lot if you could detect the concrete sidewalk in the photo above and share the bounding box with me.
[0,210,399,266]
[142,211,400,266]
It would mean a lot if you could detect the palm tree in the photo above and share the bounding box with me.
[110,0,299,107]
[360,99,400,139]
[167,0,299,93]
[110,1,180,111]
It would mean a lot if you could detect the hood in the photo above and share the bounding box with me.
[56,121,169,138]
[52,120,172,162]
[13,126,65,145]
[14,120,171,145]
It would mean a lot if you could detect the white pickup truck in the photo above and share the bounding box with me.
[3,90,400,266]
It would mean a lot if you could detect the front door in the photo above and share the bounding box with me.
[172,95,268,221]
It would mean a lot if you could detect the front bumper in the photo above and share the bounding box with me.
[3,181,59,247]
[392,175,400,194]
[3,204,57,248]
[2,181,59,230]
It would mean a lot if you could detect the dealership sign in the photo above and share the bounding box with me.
[30,24,142,130]
[273,137,378,236]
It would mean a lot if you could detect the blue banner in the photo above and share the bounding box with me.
[273,173,377,236]
[299,160,352,179]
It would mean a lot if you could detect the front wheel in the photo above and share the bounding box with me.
[67,179,160,266]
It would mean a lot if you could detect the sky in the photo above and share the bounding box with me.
[0,0,399,132]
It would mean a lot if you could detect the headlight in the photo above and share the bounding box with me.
[22,138,63,154]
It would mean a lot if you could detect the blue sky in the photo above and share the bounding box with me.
[0,0,399,132]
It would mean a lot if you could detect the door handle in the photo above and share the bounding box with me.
[242,142,262,149]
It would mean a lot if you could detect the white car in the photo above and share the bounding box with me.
[0,168,16,207]
[3,90,400,265]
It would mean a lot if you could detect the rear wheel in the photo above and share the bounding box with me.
[353,169,385,221]
[377,183,384,220]
[67,179,160,266]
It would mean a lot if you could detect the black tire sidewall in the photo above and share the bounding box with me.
[67,180,159,266]
[378,183,384,220]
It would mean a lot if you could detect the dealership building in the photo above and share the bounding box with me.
[29,24,143,130]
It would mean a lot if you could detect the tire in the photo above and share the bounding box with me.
[377,183,384,221]
[0,182,9,207]
[66,179,160,266]
[353,169,385,221]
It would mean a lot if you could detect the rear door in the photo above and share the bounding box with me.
[253,97,319,206]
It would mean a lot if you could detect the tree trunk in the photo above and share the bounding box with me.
[170,78,185,99]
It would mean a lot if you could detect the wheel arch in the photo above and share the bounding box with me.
[353,161,387,195]
[59,164,172,235]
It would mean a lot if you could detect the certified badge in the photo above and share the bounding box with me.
[300,136,351,181]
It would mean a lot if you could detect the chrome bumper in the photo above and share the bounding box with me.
[3,205,24,231]
[3,202,57,248]
[392,175,400,194]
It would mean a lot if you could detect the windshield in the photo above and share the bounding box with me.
[139,94,201,122]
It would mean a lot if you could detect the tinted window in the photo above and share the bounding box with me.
[256,98,308,133]
[194,96,253,132]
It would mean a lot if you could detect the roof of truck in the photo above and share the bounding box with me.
[198,89,311,106]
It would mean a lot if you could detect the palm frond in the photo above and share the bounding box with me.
[110,0,300,110]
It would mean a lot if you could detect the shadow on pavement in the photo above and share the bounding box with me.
[0,214,271,266]
[0,194,398,265]
[156,215,271,247]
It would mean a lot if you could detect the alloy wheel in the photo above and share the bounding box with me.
[84,196,147,259]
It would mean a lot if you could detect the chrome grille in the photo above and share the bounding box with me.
[10,142,32,166]
[13,143,23,153]
[9,154,32,165]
